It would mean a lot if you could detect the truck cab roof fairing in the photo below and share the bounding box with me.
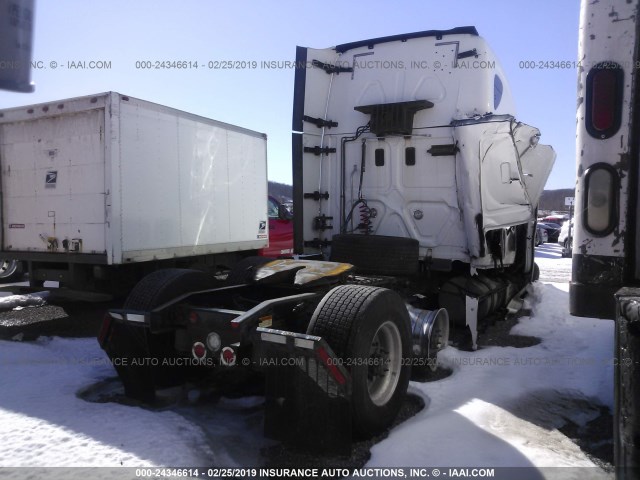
[334,26,479,54]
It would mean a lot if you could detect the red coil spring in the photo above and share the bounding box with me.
[358,202,373,235]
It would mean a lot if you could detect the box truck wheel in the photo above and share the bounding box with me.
[532,262,540,282]
[307,285,412,437]
[103,269,216,402]
[0,259,23,283]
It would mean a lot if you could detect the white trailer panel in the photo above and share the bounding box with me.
[0,92,268,265]
[293,29,555,270]
[1,108,107,254]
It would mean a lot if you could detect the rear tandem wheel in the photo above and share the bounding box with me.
[307,284,413,437]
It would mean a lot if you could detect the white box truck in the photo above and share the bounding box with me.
[0,92,268,295]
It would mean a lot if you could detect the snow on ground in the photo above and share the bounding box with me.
[368,245,613,474]
[535,243,573,284]
[0,337,215,467]
[0,291,47,311]
[0,243,615,476]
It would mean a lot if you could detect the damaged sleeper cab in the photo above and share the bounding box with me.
[293,26,554,345]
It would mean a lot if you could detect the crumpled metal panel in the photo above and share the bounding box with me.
[454,117,555,261]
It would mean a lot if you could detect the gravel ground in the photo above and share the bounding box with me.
[0,298,116,341]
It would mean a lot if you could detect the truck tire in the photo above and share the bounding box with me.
[226,256,273,285]
[532,262,540,282]
[307,285,412,437]
[330,234,419,276]
[104,269,216,402]
[0,259,23,283]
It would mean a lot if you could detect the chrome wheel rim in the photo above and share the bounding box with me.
[368,320,402,406]
[0,259,19,279]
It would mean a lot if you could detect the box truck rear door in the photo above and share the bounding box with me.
[0,109,106,254]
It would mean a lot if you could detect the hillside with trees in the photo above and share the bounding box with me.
[268,181,293,201]
[539,188,575,213]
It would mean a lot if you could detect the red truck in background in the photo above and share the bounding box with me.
[258,196,293,257]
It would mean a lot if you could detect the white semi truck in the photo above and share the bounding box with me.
[0,92,269,294]
[99,27,555,451]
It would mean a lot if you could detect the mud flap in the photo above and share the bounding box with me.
[255,327,352,455]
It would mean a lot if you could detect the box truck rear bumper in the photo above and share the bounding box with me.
[0,251,108,264]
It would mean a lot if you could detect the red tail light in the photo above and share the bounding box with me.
[591,70,616,132]
[586,62,623,139]
[220,346,236,366]
[192,342,207,359]
[97,314,113,348]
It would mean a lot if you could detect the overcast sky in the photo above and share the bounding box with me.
[0,0,580,190]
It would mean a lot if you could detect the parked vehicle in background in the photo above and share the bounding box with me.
[282,201,293,214]
[559,220,572,257]
[541,215,567,225]
[535,225,548,246]
[258,196,294,257]
[537,222,562,243]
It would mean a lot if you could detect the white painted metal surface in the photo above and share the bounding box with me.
[295,29,555,269]
[574,0,635,260]
[0,92,268,264]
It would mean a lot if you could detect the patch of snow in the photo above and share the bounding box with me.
[0,291,48,311]
[0,243,615,475]
[0,337,214,467]
[367,244,613,474]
